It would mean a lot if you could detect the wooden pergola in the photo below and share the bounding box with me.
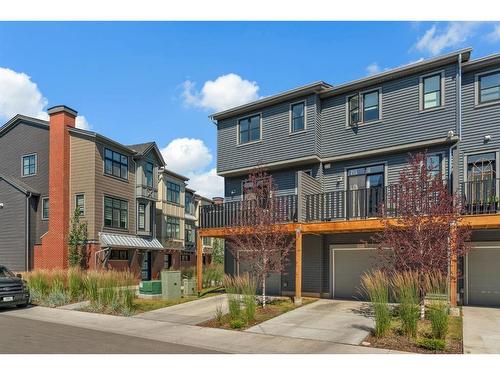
[197,214,500,306]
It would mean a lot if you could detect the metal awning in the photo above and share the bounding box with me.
[99,232,164,250]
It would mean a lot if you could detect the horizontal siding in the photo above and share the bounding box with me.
[217,95,318,173]
[460,63,500,181]
[321,63,458,158]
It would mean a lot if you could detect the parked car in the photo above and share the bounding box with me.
[0,265,30,308]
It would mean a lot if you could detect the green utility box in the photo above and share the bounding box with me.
[139,280,162,295]
[161,270,181,300]
[183,278,197,296]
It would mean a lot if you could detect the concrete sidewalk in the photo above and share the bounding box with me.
[135,294,228,325]
[1,305,397,354]
[463,306,500,354]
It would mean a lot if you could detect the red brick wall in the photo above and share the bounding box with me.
[35,108,75,269]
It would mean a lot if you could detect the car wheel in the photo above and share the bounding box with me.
[16,303,29,308]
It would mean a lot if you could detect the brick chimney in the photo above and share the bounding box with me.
[36,106,77,269]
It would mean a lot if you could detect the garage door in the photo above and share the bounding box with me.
[467,247,500,306]
[333,248,378,300]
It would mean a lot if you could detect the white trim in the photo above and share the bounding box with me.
[236,112,262,146]
[419,69,446,112]
[463,149,500,183]
[474,67,500,108]
[21,153,37,177]
[289,100,307,134]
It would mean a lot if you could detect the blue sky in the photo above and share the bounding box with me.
[1,21,499,197]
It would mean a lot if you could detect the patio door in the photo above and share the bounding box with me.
[347,164,385,218]
[466,152,498,214]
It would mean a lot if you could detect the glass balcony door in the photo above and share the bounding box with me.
[347,165,384,219]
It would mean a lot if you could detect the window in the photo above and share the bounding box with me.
[104,196,128,229]
[166,181,181,204]
[185,193,195,215]
[181,254,191,262]
[42,197,49,220]
[185,222,195,243]
[426,154,442,178]
[238,114,261,144]
[479,71,500,104]
[145,162,154,188]
[423,73,442,109]
[467,152,496,182]
[363,91,380,122]
[110,250,129,260]
[348,94,360,126]
[166,216,180,239]
[104,148,128,180]
[75,194,85,215]
[202,237,212,246]
[22,154,37,176]
[138,203,146,231]
[290,102,305,133]
[347,90,380,126]
[164,254,172,269]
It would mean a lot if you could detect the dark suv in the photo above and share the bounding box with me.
[0,265,30,308]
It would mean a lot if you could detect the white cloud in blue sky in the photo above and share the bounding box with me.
[365,62,381,75]
[181,73,260,112]
[0,66,91,130]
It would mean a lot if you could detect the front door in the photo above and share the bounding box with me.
[141,251,151,281]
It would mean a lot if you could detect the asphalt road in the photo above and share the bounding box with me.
[0,313,223,354]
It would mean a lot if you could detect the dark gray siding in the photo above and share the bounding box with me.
[302,235,323,294]
[0,121,49,242]
[320,63,458,159]
[460,63,500,181]
[0,180,27,271]
[323,146,450,192]
[217,95,319,173]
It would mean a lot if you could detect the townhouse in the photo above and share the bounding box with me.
[199,47,500,307]
[0,106,214,279]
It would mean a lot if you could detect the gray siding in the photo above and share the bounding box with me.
[297,171,321,221]
[320,63,458,159]
[460,63,500,181]
[0,180,27,271]
[217,95,319,173]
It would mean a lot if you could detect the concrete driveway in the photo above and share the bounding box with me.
[134,294,228,325]
[463,306,500,354]
[246,299,373,345]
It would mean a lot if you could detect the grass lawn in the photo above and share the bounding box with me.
[366,315,463,354]
[198,297,317,331]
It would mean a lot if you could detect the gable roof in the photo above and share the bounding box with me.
[0,173,40,195]
[0,114,49,138]
[127,142,166,166]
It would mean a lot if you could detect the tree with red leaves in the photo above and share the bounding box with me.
[226,166,295,307]
[371,152,472,314]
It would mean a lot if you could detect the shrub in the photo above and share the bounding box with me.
[241,276,257,322]
[25,270,50,303]
[214,303,224,324]
[202,263,224,287]
[46,290,70,307]
[84,272,99,306]
[68,268,85,301]
[392,271,420,338]
[361,270,391,337]
[182,266,196,280]
[417,337,446,351]
[229,318,245,329]
[427,301,449,339]
[121,288,135,314]
[423,271,448,295]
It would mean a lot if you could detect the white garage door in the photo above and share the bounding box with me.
[332,247,378,300]
[467,246,500,307]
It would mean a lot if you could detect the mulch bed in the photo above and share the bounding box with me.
[365,317,463,354]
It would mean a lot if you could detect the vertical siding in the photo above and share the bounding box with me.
[460,63,500,181]
[70,134,97,240]
[302,234,323,294]
[217,95,318,173]
[297,171,321,221]
[0,180,27,271]
[320,63,458,158]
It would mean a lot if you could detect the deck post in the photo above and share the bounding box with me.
[295,226,303,305]
[449,223,458,307]
[197,231,203,294]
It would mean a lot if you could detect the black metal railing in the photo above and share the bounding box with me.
[200,194,298,228]
[461,178,500,215]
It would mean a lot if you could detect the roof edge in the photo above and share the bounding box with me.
[0,114,49,137]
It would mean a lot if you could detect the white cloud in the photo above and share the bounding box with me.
[0,66,92,131]
[181,73,260,112]
[486,24,500,42]
[415,22,478,56]
[160,138,223,198]
[366,62,381,76]
[186,168,224,199]
[0,67,48,121]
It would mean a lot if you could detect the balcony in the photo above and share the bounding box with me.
[199,180,500,229]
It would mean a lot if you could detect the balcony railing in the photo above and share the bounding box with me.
[461,178,500,215]
[200,194,298,228]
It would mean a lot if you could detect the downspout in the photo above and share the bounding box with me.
[25,192,32,271]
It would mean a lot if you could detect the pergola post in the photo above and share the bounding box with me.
[197,231,203,294]
[449,223,458,307]
[295,226,302,305]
